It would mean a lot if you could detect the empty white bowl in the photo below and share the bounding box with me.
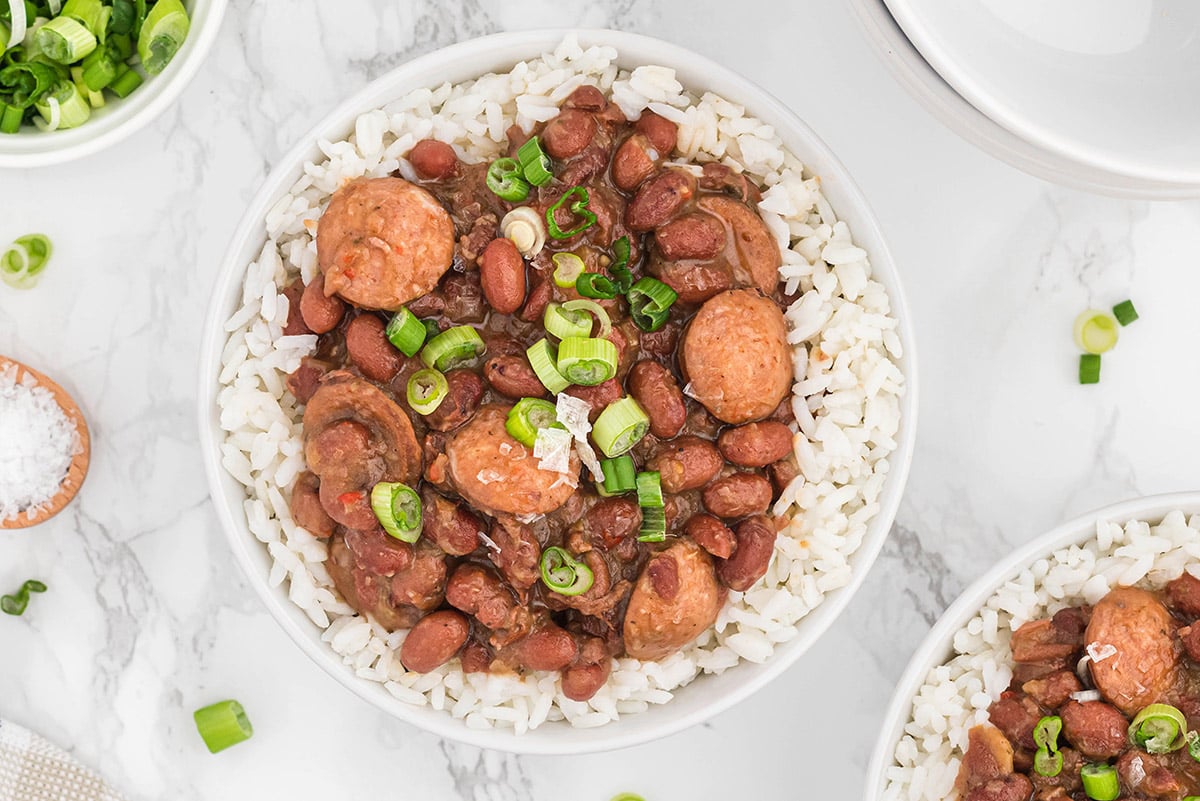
[0,0,227,168]
[197,29,918,754]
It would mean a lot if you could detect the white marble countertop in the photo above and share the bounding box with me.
[2,1,1199,799]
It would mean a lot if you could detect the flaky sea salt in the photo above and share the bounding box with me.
[0,364,80,521]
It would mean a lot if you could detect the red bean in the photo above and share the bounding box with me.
[515,624,578,671]
[423,369,484,432]
[627,360,686,439]
[702,472,772,519]
[300,274,346,334]
[626,170,697,231]
[718,421,794,467]
[542,109,597,159]
[409,139,458,180]
[647,436,723,493]
[399,610,470,672]
[563,85,606,111]
[612,134,658,191]
[478,238,527,315]
[685,514,736,559]
[345,314,404,382]
[484,354,548,399]
[716,515,775,591]
[635,111,678,154]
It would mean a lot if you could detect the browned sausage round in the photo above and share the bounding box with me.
[627,360,686,439]
[542,109,597,159]
[1060,700,1128,759]
[1086,587,1180,715]
[561,637,612,702]
[718,421,794,467]
[685,513,737,559]
[680,290,792,424]
[479,238,527,315]
[697,196,782,295]
[289,471,335,538]
[423,369,485,432]
[514,623,579,671]
[647,436,723,493]
[626,170,697,232]
[964,775,1033,801]
[316,177,454,310]
[305,419,373,481]
[716,515,776,591]
[399,610,470,673]
[635,111,678,154]
[420,487,484,556]
[612,134,658,192]
[409,139,458,180]
[484,354,548,399]
[300,274,345,334]
[623,539,725,660]
[345,314,403,382]
[655,212,726,262]
[703,473,772,519]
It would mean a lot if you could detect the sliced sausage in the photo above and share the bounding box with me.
[718,421,794,467]
[715,515,775,591]
[627,360,686,439]
[685,514,737,560]
[345,314,403,382]
[409,139,458,180]
[697,195,782,295]
[299,274,345,334]
[1059,700,1128,759]
[423,369,484,432]
[317,177,454,310]
[647,435,723,493]
[479,238,527,315]
[399,610,469,672]
[623,539,725,661]
[1085,587,1180,716]
[680,290,792,424]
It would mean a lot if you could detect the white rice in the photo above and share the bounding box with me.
[217,35,905,731]
[884,510,1200,801]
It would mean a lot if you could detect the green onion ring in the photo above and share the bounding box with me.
[420,325,485,372]
[545,186,596,239]
[627,277,677,332]
[370,482,422,543]
[555,336,618,386]
[592,396,650,458]
[543,302,593,341]
[561,299,612,338]
[1129,703,1188,754]
[505,397,561,448]
[385,306,427,357]
[486,157,530,202]
[193,700,254,754]
[539,547,594,596]
[406,368,449,416]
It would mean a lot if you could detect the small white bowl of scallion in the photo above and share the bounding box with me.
[0,0,225,167]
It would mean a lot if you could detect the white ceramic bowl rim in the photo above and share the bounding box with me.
[865,491,1200,799]
[0,0,227,168]
[197,28,919,755]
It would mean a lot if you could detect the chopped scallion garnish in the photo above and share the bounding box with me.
[420,326,485,372]
[385,307,427,357]
[486,157,530,202]
[592,397,649,458]
[0,579,47,616]
[505,397,562,448]
[556,336,618,386]
[406,368,448,416]
[370,482,422,543]
[516,135,553,187]
[526,339,570,394]
[600,454,636,494]
[1079,353,1101,385]
[551,252,585,288]
[545,186,596,239]
[193,700,253,754]
[543,302,593,341]
[539,547,594,596]
[1080,763,1119,801]
[627,277,677,332]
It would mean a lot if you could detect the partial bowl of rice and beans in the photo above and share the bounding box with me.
[871,492,1200,801]
[199,30,916,753]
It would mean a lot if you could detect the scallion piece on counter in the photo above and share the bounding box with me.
[526,339,570,394]
[556,336,617,386]
[108,65,144,98]
[543,302,593,341]
[1112,299,1138,326]
[1129,703,1187,754]
[516,135,553,187]
[600,454,636,495]
[1080,763,1119,801]
[193,700,254,754]
[561,299,612,338]
[627,277,677,332]
[1079,353,1101,385]
[545,186,596,239]
[406,368,448,416]
[370,482,422,543]
[33,16,97,63]
[575,272,618,300]
[1073,309,1119,355]
[551,252,585,288]
[486,157,530,202]
[610,795,646,801]
[539,547,594,596]
[420,325,485,372]
[505,397,562,448]
[0,579,47,616]
[592,397,649,458]
[385,307,427,356]
[1,233,53,289]
[137,0,189,74]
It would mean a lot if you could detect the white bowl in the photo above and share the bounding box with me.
[848,0,1200,199]
[881,0,1200,195]
[865,492,1200,799]
[0,0,226,168]
[197,29,918,754]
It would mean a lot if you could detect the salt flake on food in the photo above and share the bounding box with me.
[1086,642,1117,663]
[533,427,573,474]
[553,394,604,481]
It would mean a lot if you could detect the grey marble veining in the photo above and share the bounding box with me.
[2,1,1199,799]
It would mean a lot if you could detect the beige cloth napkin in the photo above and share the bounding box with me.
[0,720,125,801]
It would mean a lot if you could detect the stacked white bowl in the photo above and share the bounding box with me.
[849,0,1200,199]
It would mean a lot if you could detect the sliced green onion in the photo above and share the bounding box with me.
[33,16,97,63]
[527,339,570,394]
[539,547,594,596]
[1188,730,1200,763]
[37,80,89,129]
[137,0,189,74]
[1129,703,1187,754]
[592,396,650,458]
[1080,763,1119,801]
[0,579,47,616]
[610,794,646,801]
[62,0,108,36]
[420,325,485,371]
[600,454,636,494]
[108,65,143,98]
[2,234,52,289]
[1079,353,1101,385]
[1034,747,1063,778]
[556,336,618,386]
[516,135,553,187]
[1073,309,1119,355]
[0,61,60,109]
[1034,715,1062,751]
[637,508,666,542]
[421,318,441,340]
[543,302,593,340]
[627,277,677,332]
[193,700,253,754]
[552,252,586,288]
[608,236,633,293]
[106,31,134,61]
[505,397,562,448]
[70,66,103,108]
[406,368,448,415]
[80,47,116,91]
[0,104,24,134]
[12,234,51,274]
[108,0,136,35]
[546,186,596,239]
[575,272,618,300]
[636,471,664,508]
[561,299,612,338]
[385,307,427,357]
[1113,299,1138,326]
[486,157,530,202]
[0,22,8,53]
[370,482,422,543]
